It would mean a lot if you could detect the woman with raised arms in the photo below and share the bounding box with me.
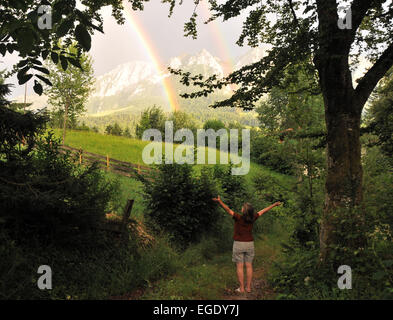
[212,196,282,293]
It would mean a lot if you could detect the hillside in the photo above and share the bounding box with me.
[52,129,290,185]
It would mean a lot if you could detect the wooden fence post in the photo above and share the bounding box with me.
[121,199,134,241]
[106,155,109,171]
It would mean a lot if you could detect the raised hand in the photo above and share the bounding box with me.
[212,195,221,202]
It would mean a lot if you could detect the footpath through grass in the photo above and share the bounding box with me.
[49,129,293,300]
[113,231,285,300]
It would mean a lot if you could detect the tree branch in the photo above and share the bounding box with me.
[288,0,299,27]
[355,42,393,107]
[349,0,379,42]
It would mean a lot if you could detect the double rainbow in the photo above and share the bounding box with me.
[122,1,234,112]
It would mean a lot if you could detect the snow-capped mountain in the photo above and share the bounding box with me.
[88,48,234,113]
[17,47,269,114]
[93,49,227,101]
[94,61,159,98]
[234,45,270,71]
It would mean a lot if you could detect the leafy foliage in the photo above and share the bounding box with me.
[105,122,123,136]
[251,133,295,174]
[0,131,117,245]
[169,1,393,110]
[212,163,248,211]
[0,0,142,89]
[365,68,393,159]
[168,110,198,135]
[45,43,95,137]
[135,105,166,139]
[140,162,221,247]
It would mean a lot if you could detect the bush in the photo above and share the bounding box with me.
[212,164,249,211]
[141,162,221,248]
[135,105,166,139]
[0,132,118,246]
[251,133,296,174]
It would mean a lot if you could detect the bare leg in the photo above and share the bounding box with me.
[236,263,245,292]
[245,262,253,292]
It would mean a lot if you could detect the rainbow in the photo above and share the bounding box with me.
[122,1,180,112]
[121,1,236,111]
[200,1,235,76]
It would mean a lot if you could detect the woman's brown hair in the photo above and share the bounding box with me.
[243,203,255,224]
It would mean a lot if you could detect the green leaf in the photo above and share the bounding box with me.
[17,66,30,80]
[75,24,91,51]
[33,81,43,95]
[51,52,59,64]
[41,50,50,60]
[27,10,38,24]
[373,270,386,281]
[16,27,36,55]
[57,18,74,38]
[0,44,6,56]
[67,57,82,69]
[18,73,33,85]
[7,43,15,54]
[17,59,29,68]
[32,65,50,75]
[30,58,42,66]
[35,74,52,86]
[60,55,68,71]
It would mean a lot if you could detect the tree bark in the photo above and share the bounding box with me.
[320,107,363,262]
[316,49,365,262]
[314,0,393,264]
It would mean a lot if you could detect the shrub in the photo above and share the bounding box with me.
[141,162,221,247]
[0,132,118,246]
[135,105,166,139]
[250,133,295,174]
[212,164,248,211]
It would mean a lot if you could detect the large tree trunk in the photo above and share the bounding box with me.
[320,107,363,262]
[314,0,393,264]
[317,52,365,262]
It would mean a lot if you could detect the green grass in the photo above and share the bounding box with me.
[2,128,293,300]
[138,233,284,300]
[52,129,149,164]
[49,128,296,220]
[51,128,293,187]
[104,172,146,220]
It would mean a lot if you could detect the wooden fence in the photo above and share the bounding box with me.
[59,145,154,180]
[103,199,154,246]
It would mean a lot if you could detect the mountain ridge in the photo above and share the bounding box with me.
[15,47,268,114]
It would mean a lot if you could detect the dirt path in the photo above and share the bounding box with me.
[222,257,276,300]
[110,236,279,300]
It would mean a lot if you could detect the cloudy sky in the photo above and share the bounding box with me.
[3,1,253,99]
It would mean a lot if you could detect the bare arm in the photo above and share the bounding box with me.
[257,202,282,217]
[212,196,235,216]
